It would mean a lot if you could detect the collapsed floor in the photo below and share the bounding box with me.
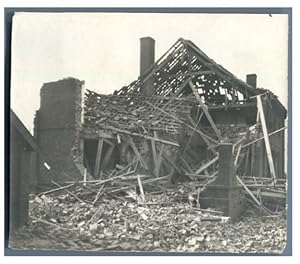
[79,89,287,217]
[9,186,287,253]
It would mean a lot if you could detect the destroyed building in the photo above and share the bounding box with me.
[33,37,287,219]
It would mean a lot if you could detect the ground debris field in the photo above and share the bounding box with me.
[9,184,287,254]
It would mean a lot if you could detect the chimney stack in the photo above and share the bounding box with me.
[140,37,155,75]
[246,74,257,88]
[140,37,155,96]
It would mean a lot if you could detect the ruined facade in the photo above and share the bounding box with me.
[33,37,287,218]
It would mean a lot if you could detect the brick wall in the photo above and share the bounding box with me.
[200,143,245,221]
[35,78,84,185]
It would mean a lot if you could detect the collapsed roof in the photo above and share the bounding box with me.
[83,38,286,135]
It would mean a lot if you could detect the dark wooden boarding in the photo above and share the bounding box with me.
[10,110,38,232]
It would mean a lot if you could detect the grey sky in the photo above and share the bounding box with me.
[11,12,288,133]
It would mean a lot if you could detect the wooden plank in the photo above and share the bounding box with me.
[180,156,194,174]
[154,144,164,177]
[106,125,179,147]
[83,168,87,187]
[117,134,121,144]
[242,126,287,149]
[94,138,104,178]
[51,181,86,204]
[101,144,115,172]
[128,137,148,170]
[233,136,246,153]
[187,115,218,155]
[250,144,255,176]
[188,114,197,127]
[189,80,223,141]
[174,77,192,96]
[225,89,228,107]
[37,183,75,197]
[103,138,114,147]
[185,173,215,179]
[251,190,286,199]
[187,51,192,73]
[186,41,254,96]
[234,144,242,167]
[137,175,145,203]
[98,130,114,139]
[241,176,286,182]
[195,156,219,174]
[257,95,277,182]
[109,175,169,194]
[236,176,265,211]
[150,139,159,177]
[146,102,218,144]
[84,156,93,176]
[81,130,114,139]
[204,169,210,177]
[92,184,105,205]
[244,184,286,188]
[63,170,136,184]
[166,70,214,80]
[243,148,250,176]
[182,112,203,153]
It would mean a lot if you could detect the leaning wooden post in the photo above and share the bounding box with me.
[151,138,159,177]
[256,95,277,183]
[83,168,87,187]
[94,137,104,179]
[189,80,223,141]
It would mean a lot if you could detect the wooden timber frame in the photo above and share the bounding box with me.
[80,37,286,188]
[83,128,181,182]
[26,37,287,222]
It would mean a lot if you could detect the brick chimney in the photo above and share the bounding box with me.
[246,74,257,88]
[140,37,155,96]
[140,37,155,75]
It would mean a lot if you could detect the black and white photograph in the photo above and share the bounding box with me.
[6,9,290,255]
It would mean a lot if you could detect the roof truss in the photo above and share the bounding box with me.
[115,38,266,107]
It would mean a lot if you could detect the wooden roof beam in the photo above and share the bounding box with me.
[185,42,257,98]
[189,80,223,141]
[165,70,214,80]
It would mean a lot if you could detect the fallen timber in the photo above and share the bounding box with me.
[21,38,288,253]
[80,102,287,218]
[43,150,286,216]
[77,38,287,222]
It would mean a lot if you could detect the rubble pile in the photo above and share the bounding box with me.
[9,38,288,254]
[9,189,286,253]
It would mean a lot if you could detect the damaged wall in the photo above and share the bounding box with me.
[34,78,84,186]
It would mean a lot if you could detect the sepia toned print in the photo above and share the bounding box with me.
[9,12,288,253]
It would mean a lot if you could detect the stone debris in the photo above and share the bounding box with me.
[9,189,287,253]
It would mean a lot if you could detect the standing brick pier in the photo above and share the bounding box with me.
[34,78,84,186]
[200,143,245,221]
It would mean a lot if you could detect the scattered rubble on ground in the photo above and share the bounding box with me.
[9,160,287,253]
[9,38,288,254]
[9,183,287,253]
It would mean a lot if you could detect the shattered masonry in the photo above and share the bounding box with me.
[32,37,287,220]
